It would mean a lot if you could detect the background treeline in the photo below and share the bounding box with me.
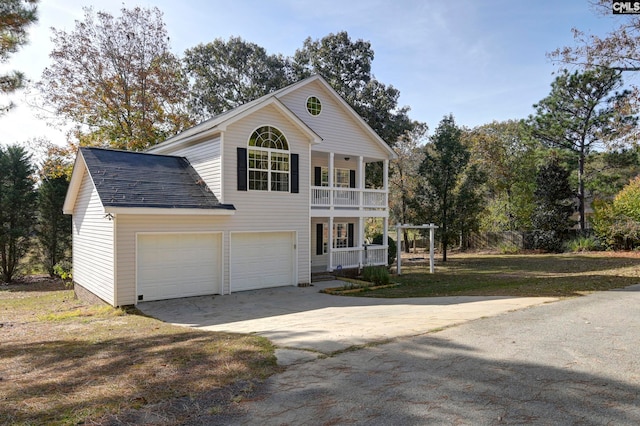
[0,143,71,282]
[3,1,640,282]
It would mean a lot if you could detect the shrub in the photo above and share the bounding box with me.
[531,230,565,253]
[361,265,390,286]
[592,177,640,249]
[371,234,397,266]
[53,260,73,287]
[497,242,520,254]
[566,236,601,252]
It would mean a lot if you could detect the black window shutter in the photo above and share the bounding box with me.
[348,223,354,247]
[349,170,356,188]
[316,223,324,255]
[314,166,322,186]
[237,147,247,191]
[291,154,299,193]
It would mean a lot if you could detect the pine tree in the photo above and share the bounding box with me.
[0,145,36,282]
[530,158,575,252]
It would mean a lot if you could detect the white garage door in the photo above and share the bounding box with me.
[137,233,222,302]
[230,231,295,292]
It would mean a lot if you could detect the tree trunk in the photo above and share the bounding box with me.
[403,230,410,254]
[578,153,586,231]
[442,222,448,262]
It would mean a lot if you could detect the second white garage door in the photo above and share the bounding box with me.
[137,233,222,302]
[230,231,295,292]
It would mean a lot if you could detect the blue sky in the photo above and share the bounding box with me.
[0,0,623,147]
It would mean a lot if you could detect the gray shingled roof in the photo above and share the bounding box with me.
[81,147,234,210]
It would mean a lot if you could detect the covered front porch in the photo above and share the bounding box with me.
[309,150,390,273]
[311,216,389,273]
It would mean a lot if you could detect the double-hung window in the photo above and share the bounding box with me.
[316,222,354,255]
[248,126,289,192]
[320,167,351,188]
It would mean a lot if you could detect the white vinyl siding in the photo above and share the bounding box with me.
[279,80,390,159]
[170,138,223,201]
[72,170,115,305]
[222,105,311,286]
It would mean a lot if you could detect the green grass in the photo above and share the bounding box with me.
[353,252,640,298]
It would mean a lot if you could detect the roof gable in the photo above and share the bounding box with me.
[148,75,395,159]
[149,95,322,154]
[64,147,234,214]
[274,76,397,159]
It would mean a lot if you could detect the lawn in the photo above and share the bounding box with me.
[355,252,640,298]
[2,252,639,424]
[0,278,280,426]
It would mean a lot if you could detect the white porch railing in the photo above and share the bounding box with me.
[311,187,387,209]
[331,245,388,270]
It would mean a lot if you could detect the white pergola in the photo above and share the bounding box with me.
[395,223,438,275]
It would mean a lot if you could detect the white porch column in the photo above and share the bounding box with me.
[358,216,364,267]
[383,159,390,267]
[357,156,364,209]
[328,152,334,186]
[383,159,389,190]
[328,216,334,271]
[329,152,334,208]
[383,216,388,265]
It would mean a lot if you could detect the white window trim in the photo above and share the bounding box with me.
[306,96,322,116]
[320,166,350,188]
[248,126,290,192]
[321,222,351,253]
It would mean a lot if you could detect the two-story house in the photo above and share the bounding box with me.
[63,75,396,307]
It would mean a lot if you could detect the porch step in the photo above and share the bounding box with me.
[311,272,336,282]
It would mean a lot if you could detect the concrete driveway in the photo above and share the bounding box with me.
[139,280,557,365]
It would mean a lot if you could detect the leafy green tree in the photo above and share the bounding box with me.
[37,175,71,276]
[530,158,575,252]
[0,145,36,282]
[531,68,637,231]
[418,115,476,261]
[184,37,291,120]
[585,148,640,200]
[466,120,539,231]
[389,123,427,252]
[36,145,72,277]
[38,6,193,150]
[453,162,486,250]
[184,31,420,186]
[592,176,640,249]
[0,0,38,114]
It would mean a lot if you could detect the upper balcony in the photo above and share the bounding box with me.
[310,151,389,215]
[310,186,387,209]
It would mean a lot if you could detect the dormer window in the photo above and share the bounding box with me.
[306,96,322,116]
[248,126,290,192]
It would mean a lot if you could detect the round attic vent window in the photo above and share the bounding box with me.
[306,96,322,116]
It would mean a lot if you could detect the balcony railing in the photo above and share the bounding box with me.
[311,186,387,209]
[330,245,387,270]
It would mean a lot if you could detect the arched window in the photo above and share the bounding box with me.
[248,126,290,191]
